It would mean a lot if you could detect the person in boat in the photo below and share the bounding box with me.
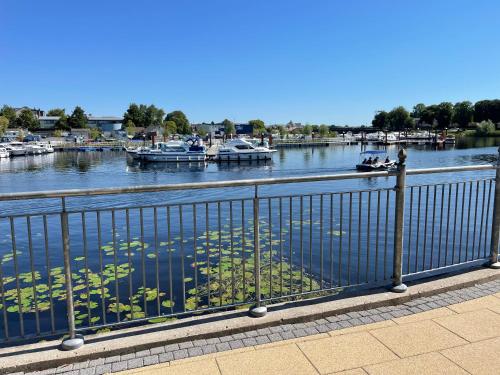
[362,158,367,164]
[367,157,372,164]
[373,156,379,164]
[385,156,390,164]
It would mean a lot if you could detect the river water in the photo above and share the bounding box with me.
[0,137,498,341]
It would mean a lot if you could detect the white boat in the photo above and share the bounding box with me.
[24,143,44,155]
[137,138,206,162]
[38,143,54,153]
[356,150,396,171]
[5,142,27,156]
[0,146,9,158]
[215,138,276,162]
[377,133,398,145]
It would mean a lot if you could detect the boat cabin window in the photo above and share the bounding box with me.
[235,144,253,150]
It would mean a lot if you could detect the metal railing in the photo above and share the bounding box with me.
[0,148,498,349]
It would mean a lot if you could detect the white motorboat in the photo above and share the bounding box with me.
[5,142,27,156]
[215,138,276,162]
[137,137,206,162]
[356,150,396,171]
[24,143,44,155]
[0,146,10,158]
[38,143,54,153]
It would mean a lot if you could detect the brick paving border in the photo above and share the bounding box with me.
[12,278,500,375]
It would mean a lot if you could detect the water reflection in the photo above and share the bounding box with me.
[126,159,208,173]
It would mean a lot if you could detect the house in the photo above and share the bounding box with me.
[13,107,44,118]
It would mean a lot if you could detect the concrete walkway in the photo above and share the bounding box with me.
[118,292,500,375]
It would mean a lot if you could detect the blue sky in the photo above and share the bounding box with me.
[1,0,499,125]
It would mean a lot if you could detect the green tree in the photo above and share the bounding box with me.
[89,128,101,140]
[47,108,66,117]
[0,116,8,135]
[222,119,235,135]
[123,103,144,128]
[144,105,165,128]
[435,102,454,129]
[452,101,474,128]
[15,109,39,130]
[67,106,87,128]
[387,106,411,132]
[163,120,177,136]
[249,119,266,135]
[475,120,496,136]
[474,100,500,123]
[124,120,136,136]
[372,110,388,129]
[411,103,427,119]
[0,105,17,128]
[420,105,438,127]
[319,124,329,137]
[197,128,207,137]
[302,125,312,136]
[277,125,287,137]
[55,114,70,131]
[165,111,190,134]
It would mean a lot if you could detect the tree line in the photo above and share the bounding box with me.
[372,100,500,131]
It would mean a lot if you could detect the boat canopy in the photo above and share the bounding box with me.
[359,150,387,155]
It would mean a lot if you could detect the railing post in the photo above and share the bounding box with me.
[490,147,500,269]
[250,185,267,317]
[60,197,84,350]
[391,149,408,293]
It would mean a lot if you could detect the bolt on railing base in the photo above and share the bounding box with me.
[490,262,500,270]
[249,305,267,317]
[61,336,84,351]
[390,283,408,293]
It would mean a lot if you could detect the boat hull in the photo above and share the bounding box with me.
[137,152,206,162]
[356,162,395,171]
[215,151,275,162]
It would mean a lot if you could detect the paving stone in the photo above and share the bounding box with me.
[150,346,165,355]
[111,361,128,372]
[88,358,105,367]
[120,352,136,361]
[244,330,259,338]
[228,339,245,349]
[135,349,151,358]
[192,338,207,346]
[158,352,174,363]
[219,335,233,343]
[316,324,330,333]
[173,349,189,360]
[242,337,258,346]
[231,332,246,340]
[268,332,283,342]
[178,341,194,349]
[347,311,362,319]
[304,327,319,335]
[104,355,120,364]
[326,322,342,331]
[255,335,271,345]
[205,337,221,344]
[127,358,144,369]
[143,355,160,366]
[338,320,353,329]
[56,364,74,373]
[202,344,217,355]
[187,346,203,357]
[72,361,89,370]
[79,368,96,375]
[256,327,272,335]
[359,316,374,324]
[293,328,308,337]
[94,364,111,375]
[164,343,180,352]
[348,318,363,327]
[216,342,231,352]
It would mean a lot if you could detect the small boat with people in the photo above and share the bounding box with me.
[356,150,396,171]
[215,138,276,162]
[136,136,206,162]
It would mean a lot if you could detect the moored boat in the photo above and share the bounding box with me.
[137,137,206,162]
[5,142,27,156]
[215,138,276,162]
[0,146,10,158]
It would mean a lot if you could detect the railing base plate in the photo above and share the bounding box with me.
[390,283,408,293]
[490,262,500,270]
[249,305,267,317]
[61,337,84,351]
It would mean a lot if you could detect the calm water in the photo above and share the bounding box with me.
[0,137,498,341]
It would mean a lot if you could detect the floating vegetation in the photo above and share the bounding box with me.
[0,213,342,338]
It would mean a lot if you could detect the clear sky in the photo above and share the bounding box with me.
[1,0,499,125]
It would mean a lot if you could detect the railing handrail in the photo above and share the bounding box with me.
[0,164,495,202]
